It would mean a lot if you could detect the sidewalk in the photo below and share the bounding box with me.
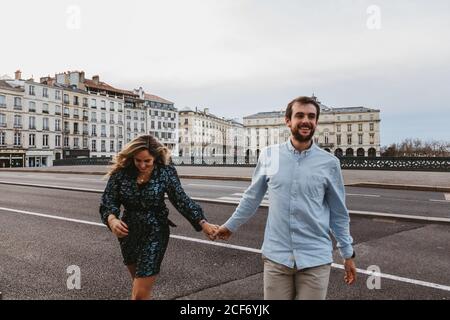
[1,165,450,192]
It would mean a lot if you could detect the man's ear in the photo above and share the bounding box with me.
[285,117,291,128]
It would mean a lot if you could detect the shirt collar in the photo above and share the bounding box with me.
[287,138,317,156]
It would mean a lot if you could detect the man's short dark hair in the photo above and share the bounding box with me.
[285,96,320,121]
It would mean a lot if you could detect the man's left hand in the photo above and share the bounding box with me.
[344,258,357,285]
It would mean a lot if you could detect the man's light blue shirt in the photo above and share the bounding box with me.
[224,140,354,270]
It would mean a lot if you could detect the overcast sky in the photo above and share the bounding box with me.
[1,0,449,145]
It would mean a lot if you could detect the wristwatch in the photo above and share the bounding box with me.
[350,250,356,259]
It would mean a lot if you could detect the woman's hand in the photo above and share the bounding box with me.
[200,220,219,240]
[107,215,129,238]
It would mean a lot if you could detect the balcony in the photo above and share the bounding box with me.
[110,134,115,138]
[73,130,80,135]
[29,109,36,113]
[55,112,61,115]
[101,119,106,123]
[118,134,123,138]
[83,103,89,108]
[63,113,70,118]
[109,120,115,124]
[83,130,89,135]
[101,133,107,137]
[0,123,7,128]
[91,119,98,123]
[14,124,23,129]
[42,110,49,114]
[14,105,22,110]
[83,116,89,121]
[63,130,70,134]
[319,143,335,148]
[118,121,123,125]
[43,127,49,131]
[73,115,79,119]
[0,103,6,108]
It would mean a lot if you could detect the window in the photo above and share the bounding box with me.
[73,96,79,105]
[55,119,61,131]
[91,112,97,122]
[43,103,49,114]
[110,141,115,152]
[110,102,114,111]
[324,132,329,144]
[337,134,341,145]
[83,98,88,107]
[110,126,115,136]
[347,134,352,145]
[358,123,363,132]
[64,136,69,147]
[14,97,22,108]
[0,132,5,145]
[118,140,123,151]
[55,135,61,147]
[337,116,341,121]
[43,134,49,147]
[101,140,106,152]
[55,105,61,115]
[74,122,79,134]
[101,125,106,137]
[347,115,351,120]
[91,124,97,136]
[64,107,69,117]
[370,114,374,120]
[28,133,36,147]
[43,118,49,130]
[14,115,22,128]
[184,118,188,125]
[151,121,155,129]
[358,134,363,145]
[64,121,69,133]
[74,137,79,148]
[29,85,35,96]
[0,113,6,127]
[63,94,69,104]
[43,88,48,98]
[347,124,352,132]
[91,140,97,151]
[101,100,106,110]
[110,113,114,123]
[14,132,21,146]
[55,90,61,100]
[0,95,5,107]
[370,133,375,144]
[118,103,123,112]
[83,137,88,148]
[336,124,341,132]
[29,101,36,112]
[370,123,374,131]
[91,99,97,108]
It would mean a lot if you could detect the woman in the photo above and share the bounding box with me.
[99,135,217,300]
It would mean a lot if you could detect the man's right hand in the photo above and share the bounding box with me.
[108,215,129,238]
[213,225,233,240]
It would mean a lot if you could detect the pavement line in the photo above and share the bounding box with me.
[1,181,449,223]
[429,199,450,203]
[1,205,450,292]
[187,183,247,190]
[446,194,450,201]
[331,264,450,292]
[218,196,269,204]
[346,193,380,198]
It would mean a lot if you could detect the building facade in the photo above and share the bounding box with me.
[177,108,245,164]
[243,97,381,159]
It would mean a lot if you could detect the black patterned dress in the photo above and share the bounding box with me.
[99,164,206,277]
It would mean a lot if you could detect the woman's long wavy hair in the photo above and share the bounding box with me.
[106,135,171,177]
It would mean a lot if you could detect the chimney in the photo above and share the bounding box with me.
[93,75,100,84]
[15,70,22,80]
[80,71,85,82]
[204,108,209,114]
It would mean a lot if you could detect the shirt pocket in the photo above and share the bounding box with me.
[299,174,326,201]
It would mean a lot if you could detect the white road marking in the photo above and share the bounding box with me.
[347,193,380,198]
[187,183,247,190]
[429,199,450,203]
[1,206,450,292]
[218,197,269,204]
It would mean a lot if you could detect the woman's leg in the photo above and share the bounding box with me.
[131,275,157,300]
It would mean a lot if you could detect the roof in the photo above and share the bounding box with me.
[84,79,137,96]
[144,93,173,105]
[0,80,23,92]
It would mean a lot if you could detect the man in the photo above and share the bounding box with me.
[213,96,357,300]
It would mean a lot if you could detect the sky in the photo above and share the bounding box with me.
[1,0,449,146]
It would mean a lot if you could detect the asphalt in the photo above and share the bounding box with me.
[1,184,449,300]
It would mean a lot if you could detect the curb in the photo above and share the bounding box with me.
[347,183,450,193]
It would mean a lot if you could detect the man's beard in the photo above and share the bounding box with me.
[291,125,315,142]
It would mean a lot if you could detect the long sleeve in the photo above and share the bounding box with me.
[224,150,268,233]
[326,159,354,259]
[166,164,205,231]
[99,172,122,226]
